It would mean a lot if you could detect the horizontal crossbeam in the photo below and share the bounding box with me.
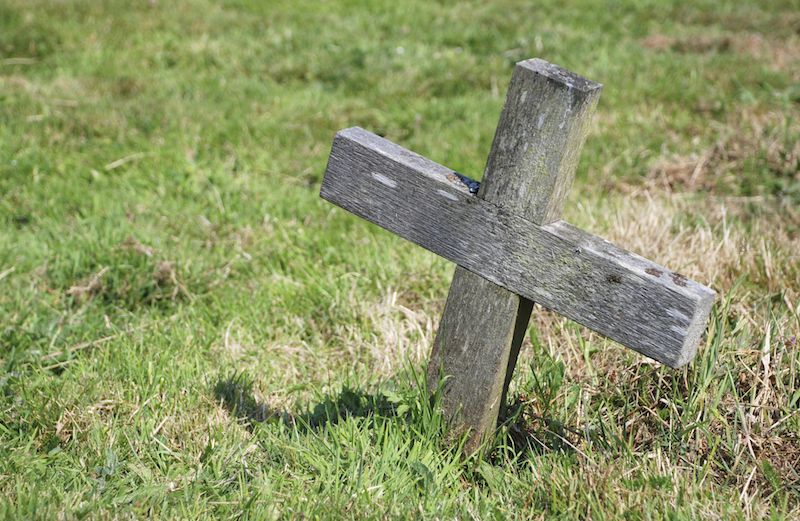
[321,127,715,367]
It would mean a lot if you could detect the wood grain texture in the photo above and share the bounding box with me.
[321,127,716,368]
[429,267,529,452]
[428,60,602,450]
[479,59,602,225]
[429,268,523,450]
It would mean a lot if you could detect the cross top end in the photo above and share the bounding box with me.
[518,58,603,94]
[480,58,603,225]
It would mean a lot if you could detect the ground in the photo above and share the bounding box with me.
[1,0,799,519]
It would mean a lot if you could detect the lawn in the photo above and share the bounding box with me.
[1,0,799,518]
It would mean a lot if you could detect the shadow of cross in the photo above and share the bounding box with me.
[320,58,716,453]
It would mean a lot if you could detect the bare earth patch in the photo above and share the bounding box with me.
[641,32,800,78]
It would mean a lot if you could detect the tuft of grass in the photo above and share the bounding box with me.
[1,0,799,518]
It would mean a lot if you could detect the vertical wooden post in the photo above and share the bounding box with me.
[428,59,602,452]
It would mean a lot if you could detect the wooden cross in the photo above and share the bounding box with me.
[320,58,715,452]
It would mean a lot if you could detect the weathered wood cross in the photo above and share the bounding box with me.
[320,58,715,451]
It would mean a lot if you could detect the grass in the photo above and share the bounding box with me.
[1,0,799,518]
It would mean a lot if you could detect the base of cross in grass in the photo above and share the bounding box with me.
[320,58,715,453]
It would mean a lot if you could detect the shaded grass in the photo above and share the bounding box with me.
[1,0,799,518]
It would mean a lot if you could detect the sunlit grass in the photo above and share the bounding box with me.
[1,0,798,518]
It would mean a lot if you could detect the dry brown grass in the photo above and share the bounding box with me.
[510,189,800,512]
[538,188,800,378]
[642,110,800,196]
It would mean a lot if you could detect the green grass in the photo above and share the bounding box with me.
[1,0,799,518]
